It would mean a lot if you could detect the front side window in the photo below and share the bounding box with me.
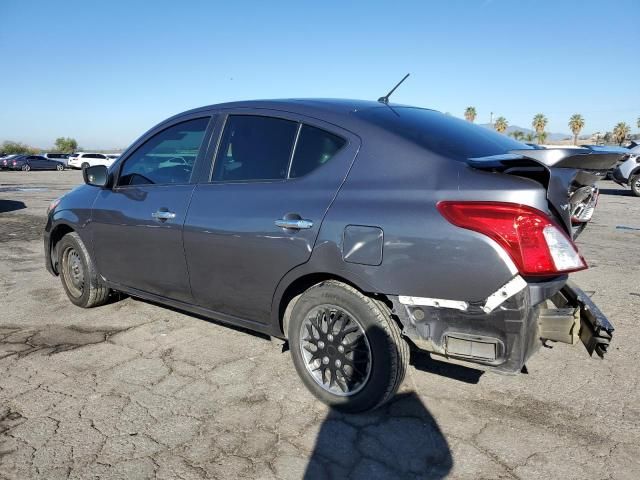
[119,117,209,186]
[212,115,298,182]
[289,125,346,178]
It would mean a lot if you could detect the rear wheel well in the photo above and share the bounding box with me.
[50,224,75,273]
[278,273,395,338]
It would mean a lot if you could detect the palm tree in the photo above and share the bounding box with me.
[464,107,477,123]
[568,114,585,145]
[494,116,508,133]
[532,114,548,144]
[613,122,630,146]
[524,132,535,142]
[537,131,548,144]
[511,130,525,141]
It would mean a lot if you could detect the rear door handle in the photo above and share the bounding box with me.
[275,218,314,230]
[152,210,176,221]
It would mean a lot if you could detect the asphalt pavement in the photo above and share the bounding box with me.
[1,170,638,479]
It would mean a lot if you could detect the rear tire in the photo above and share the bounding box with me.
[288,280,409,412]
[630,174,640,197]
[22,164,30,171]
[57,232,110,308]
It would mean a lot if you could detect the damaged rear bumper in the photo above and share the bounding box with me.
[551,281,614,358]
[389,276,614,374]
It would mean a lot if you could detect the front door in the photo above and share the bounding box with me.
[91,116,211,303]
[184,112,359,323]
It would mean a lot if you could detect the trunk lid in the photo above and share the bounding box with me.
[467,148,626,237]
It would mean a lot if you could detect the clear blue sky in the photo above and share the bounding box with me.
[1,0,639,149]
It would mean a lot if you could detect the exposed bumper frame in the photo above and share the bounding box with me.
[389,276,613,373]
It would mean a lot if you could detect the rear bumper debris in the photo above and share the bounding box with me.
[551,281,614,358]
[390,276,613,373]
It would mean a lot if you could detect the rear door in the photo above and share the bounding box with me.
[27,156,47,169]
[184,111,359,323]
[91,115,213,302]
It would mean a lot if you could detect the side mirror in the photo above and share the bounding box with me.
[83,164,109,187]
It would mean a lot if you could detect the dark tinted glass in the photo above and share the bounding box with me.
[119,117,209,186]
[212,115,297,181]
[289,125,346,178]
[357,107,532,160]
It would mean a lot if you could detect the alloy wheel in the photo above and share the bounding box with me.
[299,305,372,396]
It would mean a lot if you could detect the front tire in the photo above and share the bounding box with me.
[288,280,409,412]
[56,164,64,171]
[630,174,640,197]
[57,232,110,308]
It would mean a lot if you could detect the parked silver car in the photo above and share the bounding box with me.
[612,143,640,196]
[44,99,623,411]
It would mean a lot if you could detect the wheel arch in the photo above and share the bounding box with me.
[629,166,640,183]
[48,222,76,274]
[273,270,389,339]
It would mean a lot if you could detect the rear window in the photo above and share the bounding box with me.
[356,107,531,160]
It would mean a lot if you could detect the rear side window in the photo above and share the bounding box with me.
[212,115,298,181]
[289,125,346,178]
[119,117,209,186]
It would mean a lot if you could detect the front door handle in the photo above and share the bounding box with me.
[152,210,176,221]
[275,218,314,230]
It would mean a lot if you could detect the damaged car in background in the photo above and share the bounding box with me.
[44,98,622,412]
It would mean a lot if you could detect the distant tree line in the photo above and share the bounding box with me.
[1,137,79,155]
[463,107,639,146]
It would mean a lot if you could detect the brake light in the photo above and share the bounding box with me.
[437,201,586,276]
[12,161,16,166]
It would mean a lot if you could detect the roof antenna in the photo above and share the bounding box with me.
[378,73,410,104]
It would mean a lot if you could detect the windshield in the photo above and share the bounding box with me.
[356,106,532,160]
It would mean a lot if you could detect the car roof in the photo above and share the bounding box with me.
[167,98,437,130]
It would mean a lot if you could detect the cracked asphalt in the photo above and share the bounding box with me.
[0,171,639,479]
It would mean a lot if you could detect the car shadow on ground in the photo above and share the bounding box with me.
[0,199,27,213]
[410,348,484,384]
[304,391,453,479]
[599,188,631,196]
[132,296,273,341]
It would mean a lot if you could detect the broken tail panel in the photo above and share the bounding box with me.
[468,149,625,237]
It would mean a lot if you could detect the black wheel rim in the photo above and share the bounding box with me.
[299,305,372,396]
[62,246,85,298]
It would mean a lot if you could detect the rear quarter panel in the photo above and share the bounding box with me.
[301,137,550,303]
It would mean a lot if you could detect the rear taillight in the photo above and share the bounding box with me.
[12,161,16,166]
[437,201,586,276]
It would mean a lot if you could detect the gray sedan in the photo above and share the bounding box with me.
[44,99,623,411]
